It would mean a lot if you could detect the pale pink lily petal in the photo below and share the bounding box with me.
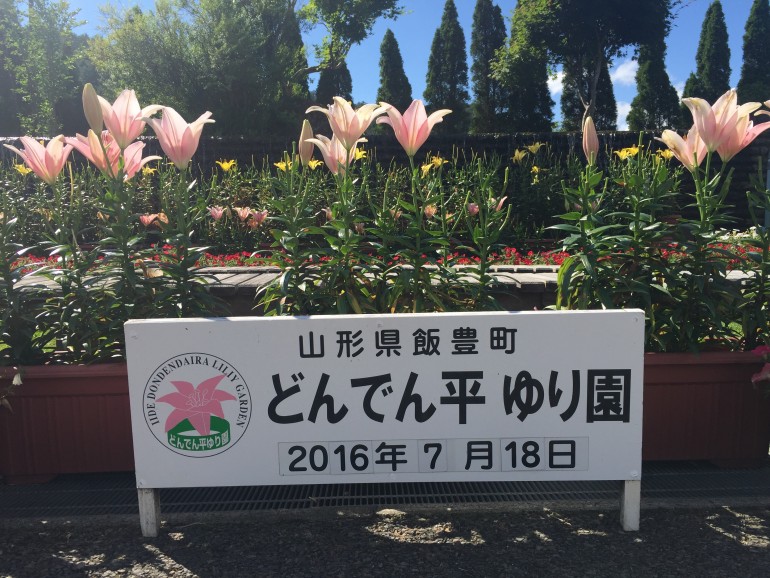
[122,141,161,180]
[98,89,162,149]
[164,408,197,433]
[66,130,122,178]
[306,134,364,175]
[377,100,451,158]
[3,136,73,185]
[656,126,707,172]
[144,107,214,170]
[306,97,387,151]
[467,203,479,216]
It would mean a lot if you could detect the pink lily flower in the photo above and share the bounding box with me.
[156,375,236,435]
[467,203,480,216]
[248,209,268,228]
[376,99,452,158]
[234,207,251,222]
[306,97,387,151]
[710,92,770,162]
[298,119,314,166]
[67,131,160,180]
[209,206,226,221]
[122,141,162,180]
[582,116,599,165]
[492,196,508,212]
[143,107,214,170]
[98,89,162,150]
[656,126,708,172]
[305,134,363,175]
[682,89,760,153]
[3,136,73,185]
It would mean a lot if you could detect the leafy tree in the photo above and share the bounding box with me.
[561,56,616,130]
[424,0,469,133]
[315,60,353,104]
[91,0,310,138]
[17,0,82,134]
[683,0,730,103]
[503,0,671,123]
[469,0,507,133]
[627,39,681,130]
[299,0,402,75]
[376,28,412,111]
[89,1,199,116]
[737,0,770,106]
[0,0,22,135]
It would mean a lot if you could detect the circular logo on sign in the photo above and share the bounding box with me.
[143,353,252,457]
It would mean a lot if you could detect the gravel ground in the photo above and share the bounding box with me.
[1,504,769,577]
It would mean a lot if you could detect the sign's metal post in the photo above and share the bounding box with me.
[620,480,641,531]
[138,488,161,537]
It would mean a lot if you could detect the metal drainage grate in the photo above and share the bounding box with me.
[1,459,769,519]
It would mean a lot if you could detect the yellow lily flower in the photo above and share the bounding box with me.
[307,159,323,170]
[354,148,367,161]
[274,160,292,172]
[511,149,528,164]
[216,159,237,172]
[13,163,32,176]
[526,142,545,154]
[421,162,433,177]
[430,155,448,168]
[141,166,157,176]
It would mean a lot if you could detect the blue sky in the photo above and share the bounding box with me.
[68,0,758,129]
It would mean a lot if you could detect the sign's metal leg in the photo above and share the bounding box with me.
[138,488,161,537]
[620,480,641,531]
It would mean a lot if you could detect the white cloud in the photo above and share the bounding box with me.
[548,71,564,96]
[617,101,632,130]
[610,60,638,86]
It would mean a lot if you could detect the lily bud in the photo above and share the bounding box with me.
[82,83,103,134]
[582,116,599,166]
[298,120,314,166]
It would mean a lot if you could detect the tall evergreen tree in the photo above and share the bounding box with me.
[469,0,507,133]
[561,55,616,130]
[491,2,553,132]
[0,0,22,135]
[315,61,353,104]
[627,39,681,130]
[424,0,469,133]
[376,28,412,111]
[683,0,730,103]
[737,0,770,106]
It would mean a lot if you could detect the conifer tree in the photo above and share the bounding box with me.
[491,3,552,132]
[424,0,469,133]
[737,0,770,106]
[683,0,730,103]
[315,61,353,105]
[470,0,507,133]
[376,28,412,111]
[561,56,616,130]
[627,39,681,130]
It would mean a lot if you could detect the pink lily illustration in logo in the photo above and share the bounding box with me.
[157,375,236,435]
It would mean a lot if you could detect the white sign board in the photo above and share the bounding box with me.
[125,310,644,489]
